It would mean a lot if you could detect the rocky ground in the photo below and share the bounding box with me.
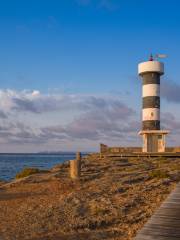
[0,154,179,240]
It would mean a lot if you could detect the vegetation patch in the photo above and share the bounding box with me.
[149,169,169,179]
[15,168,48,179]
[0,180,6,185]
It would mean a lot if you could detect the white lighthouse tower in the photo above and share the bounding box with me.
[138,55,169,153]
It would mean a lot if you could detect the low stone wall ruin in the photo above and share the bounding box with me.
[100,144,141,154]
[100,144,180,154]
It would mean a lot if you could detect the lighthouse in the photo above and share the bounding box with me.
[138,55,169,153]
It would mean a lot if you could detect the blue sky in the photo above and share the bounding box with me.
[0,0,180,152]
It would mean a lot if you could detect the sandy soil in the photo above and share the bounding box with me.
[0,154,179,240]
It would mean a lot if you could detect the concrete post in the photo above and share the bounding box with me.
[70,152,81,179]
[76,152,82,161]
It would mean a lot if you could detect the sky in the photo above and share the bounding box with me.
[0,0,180,152]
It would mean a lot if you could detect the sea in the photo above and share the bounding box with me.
[0,153,77,181]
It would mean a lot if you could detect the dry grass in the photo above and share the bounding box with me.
[149,169,169,179]
[15,168,48,179]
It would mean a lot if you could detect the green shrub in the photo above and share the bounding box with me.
[149,169,169,179]
[0,179,6,185]
[15,168,47,179]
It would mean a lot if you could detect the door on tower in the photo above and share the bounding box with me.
[147,135,158,152]
[158,135,165,152]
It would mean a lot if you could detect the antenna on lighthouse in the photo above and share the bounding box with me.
[149,54,154,61]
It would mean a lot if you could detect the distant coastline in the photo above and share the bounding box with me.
[0,152,90,155]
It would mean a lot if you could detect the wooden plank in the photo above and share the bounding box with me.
[135,235,180,240]
[145,220,180,228]
[135,183,180,240]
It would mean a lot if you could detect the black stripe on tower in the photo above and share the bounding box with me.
[142,72,160,85]
[143,120,160,130]
[143,96,160,109]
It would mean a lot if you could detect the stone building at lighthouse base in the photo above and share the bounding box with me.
[138,130,169,153]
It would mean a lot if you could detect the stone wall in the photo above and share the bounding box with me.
[166,147,180,153]
[100,144,180,154]
[100,144,142,154]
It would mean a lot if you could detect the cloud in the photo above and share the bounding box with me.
[161,112,180,132]
[0,89,135,116]
[0,110,7,119]
[0,89,79,114]
[40,97,136,141]
[0,120,49,145]
[160,112,180,146]
[161,79,180,103]
[0,89,137,147]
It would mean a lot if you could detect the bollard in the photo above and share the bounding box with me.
[70,152,81,179]
[76,152,82,161]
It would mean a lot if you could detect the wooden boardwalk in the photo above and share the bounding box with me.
[102,152,180,158]
[135,183,180,240]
